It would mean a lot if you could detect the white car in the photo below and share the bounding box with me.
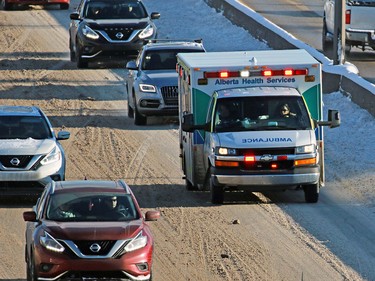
[323,0,375,54]
[0,106,70,196]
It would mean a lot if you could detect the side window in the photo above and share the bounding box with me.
[40,118,52,139]
[36,186,50,219]
[296,98,313,129]
[136,50,143,68]
[207,96,216,131]
[77,0,86,15]
[180,69,191,114]
[38,112,53,138]
[140,51,150,70]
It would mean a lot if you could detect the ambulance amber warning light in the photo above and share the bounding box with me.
[215,160,239,167]
[244,156,255,162]
[294,158,317,166]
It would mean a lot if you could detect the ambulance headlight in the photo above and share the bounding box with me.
[216,147,238,156]
[296,144,315,154]
[139,84,156,93]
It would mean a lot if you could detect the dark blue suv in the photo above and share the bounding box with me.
[69,0,160,68]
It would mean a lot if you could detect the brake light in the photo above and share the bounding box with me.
[345,10,351,24]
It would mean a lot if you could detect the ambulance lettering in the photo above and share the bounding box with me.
[215,79,239,85]
[242,137,293,143]
[242,78,264,85]
[267,77,296,83]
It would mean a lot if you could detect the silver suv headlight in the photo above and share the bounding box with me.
[139,83,156,93]
[41,146,61,165]
[139,24,155,39]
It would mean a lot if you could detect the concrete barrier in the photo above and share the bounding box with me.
[204,0,375,117]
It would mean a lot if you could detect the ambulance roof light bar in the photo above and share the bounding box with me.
[204,68,308,79]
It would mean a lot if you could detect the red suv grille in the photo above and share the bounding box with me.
[74,240,117,256]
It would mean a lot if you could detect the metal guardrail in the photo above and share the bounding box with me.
[204,0,375,117]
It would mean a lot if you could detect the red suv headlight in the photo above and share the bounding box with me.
[40,231,65,253]
[124,231,148,252]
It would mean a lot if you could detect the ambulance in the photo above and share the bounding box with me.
[177,49,340,204]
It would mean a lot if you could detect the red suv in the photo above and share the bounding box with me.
[23,180,160,281]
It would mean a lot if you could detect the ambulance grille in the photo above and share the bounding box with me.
[240,148,295,156]
[240,147,295,170]
[241,161,294,170]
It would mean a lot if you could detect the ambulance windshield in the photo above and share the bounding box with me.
[213,96,312,132]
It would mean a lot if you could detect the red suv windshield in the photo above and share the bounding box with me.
[46,192,139,221]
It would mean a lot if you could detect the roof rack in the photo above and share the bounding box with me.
[147,38,203,44]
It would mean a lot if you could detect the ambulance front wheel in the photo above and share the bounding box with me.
[210,177,224,204]
[303,183,319,203]
[183,156,197,191]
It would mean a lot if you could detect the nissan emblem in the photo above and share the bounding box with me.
[115,32,124,39]
[89,243,101,253]
[10,158,21,166]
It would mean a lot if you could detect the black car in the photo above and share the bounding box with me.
[69,0,160,68]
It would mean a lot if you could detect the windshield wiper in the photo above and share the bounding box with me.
[253,125,298,130]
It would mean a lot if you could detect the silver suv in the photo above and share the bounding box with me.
[0,106,70,196]
[125,39,205,125]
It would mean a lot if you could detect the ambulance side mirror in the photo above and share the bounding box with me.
[328,109,340,128]
[181,114,195,132]
[316,109,340,128]
[181,113,208,132]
